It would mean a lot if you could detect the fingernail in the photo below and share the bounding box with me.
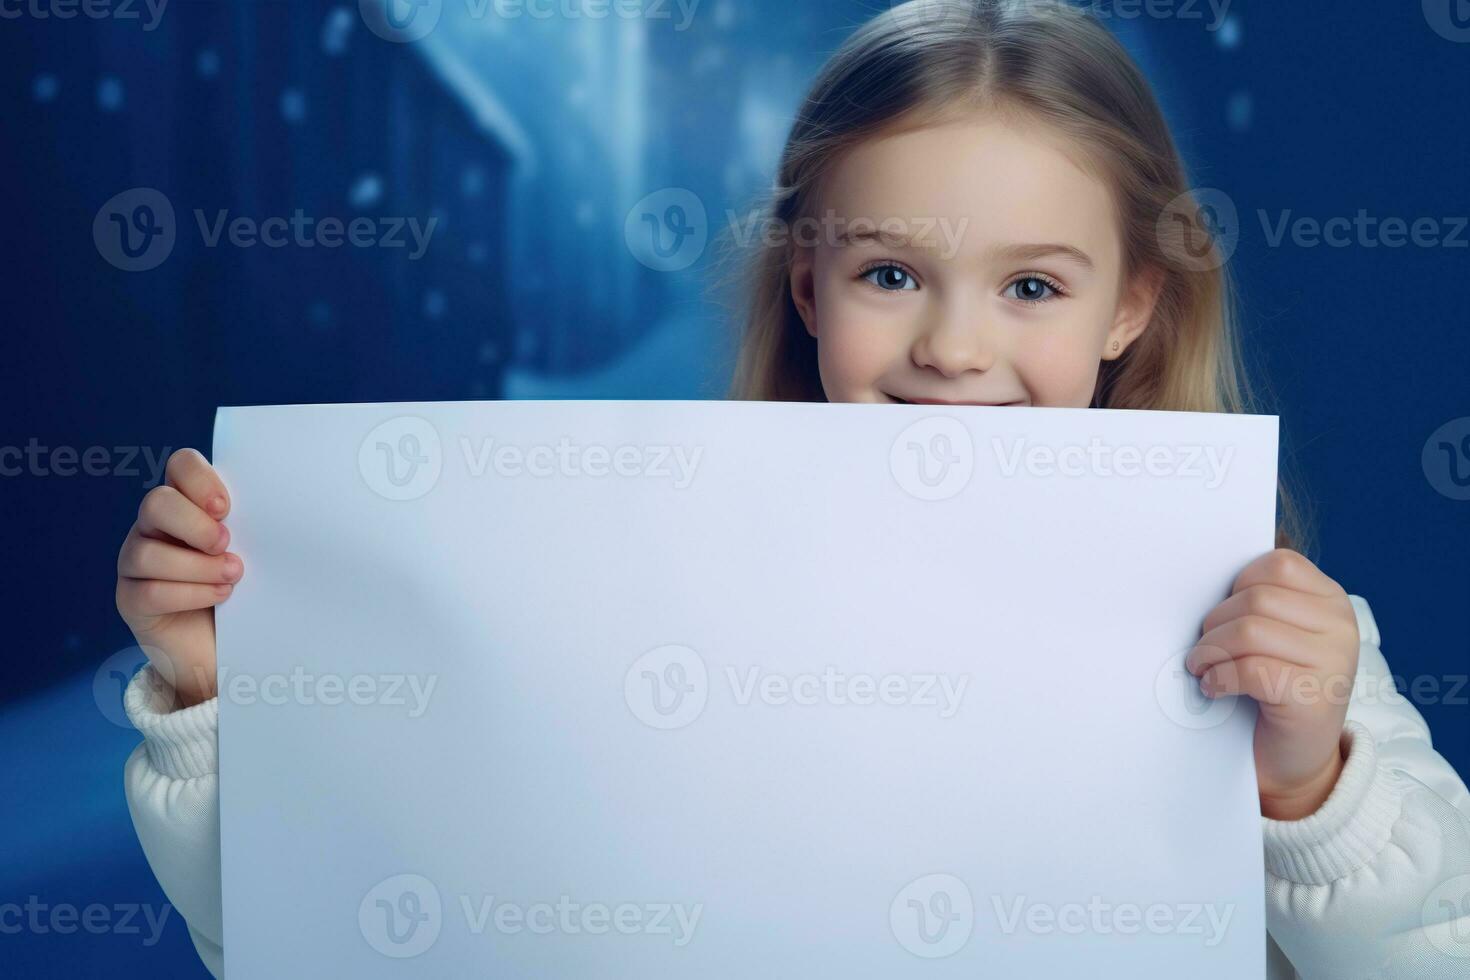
[208,495,227,516]
[215,524,231,552]
[1184,646,1201,674]
[221,555,243,583]
[214,583,233,597]
[1199,669,1216,698]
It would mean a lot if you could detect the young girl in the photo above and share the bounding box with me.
[117,1,1469,976]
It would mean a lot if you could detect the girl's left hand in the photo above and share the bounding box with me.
[1186,549,1361,821]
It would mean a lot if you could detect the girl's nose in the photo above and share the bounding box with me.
[910,305,996,378]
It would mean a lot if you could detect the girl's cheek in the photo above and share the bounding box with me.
[1017,327,1107,407]
[818,298,905,398]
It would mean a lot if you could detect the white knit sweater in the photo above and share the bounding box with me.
[122,595,1470,978]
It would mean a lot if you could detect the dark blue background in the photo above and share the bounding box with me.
[3,1,1467,974]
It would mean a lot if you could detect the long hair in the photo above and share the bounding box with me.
[720,0,1307,549]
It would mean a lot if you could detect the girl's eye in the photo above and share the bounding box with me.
[859,263,918,292]
[1006,274,1065,305]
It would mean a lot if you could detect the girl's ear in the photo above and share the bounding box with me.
[790,246,819,339]
[1104,264,1164,360]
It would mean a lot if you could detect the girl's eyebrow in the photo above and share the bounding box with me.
[988,241,1095,271]
[830,228,938,250]
[830,229,1095,271]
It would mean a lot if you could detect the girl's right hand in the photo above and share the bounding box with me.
[115,448,242,707]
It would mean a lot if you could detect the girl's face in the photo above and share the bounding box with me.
[790,113,1162,407]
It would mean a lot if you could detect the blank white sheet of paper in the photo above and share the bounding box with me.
[213,400,1276,978]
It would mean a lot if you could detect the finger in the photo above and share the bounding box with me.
[165,448,230,518]
[119,532,243,584]
[1202,584,1345,635]
[1201,655,1305,706]
[1188,614,1319,673]
[117,578,233,619]
[1232,548,1342,599]
[1184,642,1234,676]
[136,485,229,555]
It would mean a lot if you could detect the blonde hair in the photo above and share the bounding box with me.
[720,0,1306,549]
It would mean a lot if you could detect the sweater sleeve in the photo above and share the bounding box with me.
[122,664,224,979]
[1262,595,1470,979]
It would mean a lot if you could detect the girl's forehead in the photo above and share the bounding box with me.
[817,116,1120,263]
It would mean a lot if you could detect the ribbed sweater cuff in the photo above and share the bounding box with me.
[1261,720,1404,885]
[123,664,219,780]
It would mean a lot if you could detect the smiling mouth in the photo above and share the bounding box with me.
[886,394,1024,407]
